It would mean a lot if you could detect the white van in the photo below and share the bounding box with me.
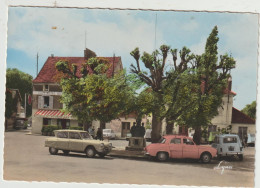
[211,134,243,161]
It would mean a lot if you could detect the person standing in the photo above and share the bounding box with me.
[96,128,103,141]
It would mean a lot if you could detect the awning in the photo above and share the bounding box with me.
[34,109,74,119]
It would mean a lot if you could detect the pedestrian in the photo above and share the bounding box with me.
[96,128,103,141]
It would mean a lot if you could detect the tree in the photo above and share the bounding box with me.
[179,26,236,144]
[241,101,256,119]
[5,68,33,117]
[130,45,195,142]
[56,58,133,131]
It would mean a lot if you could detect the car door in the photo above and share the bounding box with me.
[169,137,183,158]
[56,132,69,150]
[182,138,199,159]
[69,132,83,151]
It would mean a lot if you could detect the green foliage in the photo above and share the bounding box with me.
[5,68,33,117]
[241,100,256,119]
[69,126,83,130]
[41,125,60,134]
[57,58,134,126]
[5,91,18,118]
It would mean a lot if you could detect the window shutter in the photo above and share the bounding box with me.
[49,96,54,109]
[38,96,43,109]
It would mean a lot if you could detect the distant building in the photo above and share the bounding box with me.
[170,79,255,139]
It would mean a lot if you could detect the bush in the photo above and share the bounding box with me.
[69,126,83,130]
[41,125,60,135]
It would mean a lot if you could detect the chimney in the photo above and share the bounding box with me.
[51,54,54,58]
[228,76,232,91]
[84,48,97,60]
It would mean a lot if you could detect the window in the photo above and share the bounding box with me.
[44,84,49,91]
[183,138,194,145]
[44,96,49,108]
[80,132,91,139]
[223,137,237,143]
[170,138,181,144]
[43,118,51,125]
[57,132,68,138]
[158,137,166,144]
[69,132,81,139]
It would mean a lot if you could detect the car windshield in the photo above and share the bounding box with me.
[103,129,110,133]
[158,137,166,144]
[80,132,92,139]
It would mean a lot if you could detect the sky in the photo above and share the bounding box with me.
[6,7,259,110]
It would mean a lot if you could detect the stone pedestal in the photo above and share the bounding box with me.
[125,137,146,151]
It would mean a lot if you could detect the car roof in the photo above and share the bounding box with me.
[216,134,238,137]
[54,129,87,133]
[163,135,192,139]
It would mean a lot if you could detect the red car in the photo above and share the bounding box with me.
[144,135,217,163]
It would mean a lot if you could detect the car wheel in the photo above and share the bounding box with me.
[49,147,58,155]
[201,153,211,163]
[62,150,70,155]
[86,147,96,158]
[156,152,168,162]
[238,154,243,161]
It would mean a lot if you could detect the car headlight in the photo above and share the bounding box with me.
[109,143,112,147]
[100,143,105,148]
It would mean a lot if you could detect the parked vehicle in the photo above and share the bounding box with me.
[247,133,255,147]
[144,135,217,163]
[144,129,152,141]
[211,134,243,161]
[45,130,113,158]
[103,129,116,140]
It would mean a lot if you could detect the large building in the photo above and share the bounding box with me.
[32,49,123,135]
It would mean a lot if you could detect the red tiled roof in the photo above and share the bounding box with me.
[223,88,236,95]
[231,107,255,124]
[33,56,122,83]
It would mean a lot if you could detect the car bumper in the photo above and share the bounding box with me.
[96,146,112,154]
[218,152,243,156]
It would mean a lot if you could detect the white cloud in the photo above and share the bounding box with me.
[7,8,164,64]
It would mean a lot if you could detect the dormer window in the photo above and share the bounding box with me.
[44,84,49,91]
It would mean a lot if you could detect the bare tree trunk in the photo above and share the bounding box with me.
[166,117,174,135]
[100,121,106,129]
[151,112,162,143]
[193,126,201,145]
[83,121,92,131]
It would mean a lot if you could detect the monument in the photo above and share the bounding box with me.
[126,120,146,151]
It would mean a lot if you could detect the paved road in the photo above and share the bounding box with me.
[3,130,255,187]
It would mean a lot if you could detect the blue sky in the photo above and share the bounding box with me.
[6,7,258,110]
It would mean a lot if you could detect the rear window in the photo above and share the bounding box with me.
[223,137,237,143]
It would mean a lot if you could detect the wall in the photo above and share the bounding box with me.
[211,94,234,127]
[231,123,256,134]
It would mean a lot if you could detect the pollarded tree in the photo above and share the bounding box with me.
[56,58,133,131]
[130,45,195,142]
